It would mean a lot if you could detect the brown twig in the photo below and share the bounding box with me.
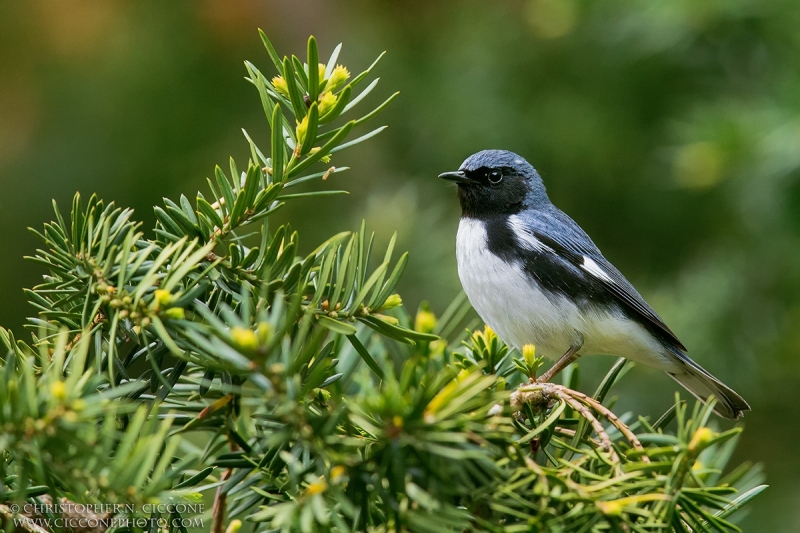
[556,392,620,465]
[0,504,50,533]
[211,431,241,533]
[211,468,233,533]
[555,427,602,448]
[1,496,113,533]
[65,312,106,352]
[562,388,648,459]
[511,382,649,466]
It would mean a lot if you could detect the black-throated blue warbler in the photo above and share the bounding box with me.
[439,149,749,419]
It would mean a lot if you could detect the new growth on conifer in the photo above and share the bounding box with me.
[0,32,764,533]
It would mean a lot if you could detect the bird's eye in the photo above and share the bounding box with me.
[488,170,503,184]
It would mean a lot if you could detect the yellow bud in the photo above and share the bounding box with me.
[72,399,86,411]
[50,380,67,401]
[597,500,624,516]
[522,344,536,366]
[225,519,242,533]
[154,289,173,309]
[296,115,309,145]
[415,310,437,334]
[689,426,714,452]
[309,147,332,164]
[163,307,185,320]
[306,477,328,496]
[231,327,258,351]
[317,63,326,83]
[62,411,78,423]
[256,322,272,344]
[330,465,347,483]
[380,294,402,311]
[272,75,290,98]
[428,339,446,355]
[373,313,399,325]
[326,65,350,91]
[318,91,338,116]
[392,415,403,428]
[314,388,331,402]
[424,379,459,422]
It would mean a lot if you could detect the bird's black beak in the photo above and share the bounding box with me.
[438,170,470,183]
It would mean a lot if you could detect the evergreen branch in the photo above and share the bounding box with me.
[0,30,763,533]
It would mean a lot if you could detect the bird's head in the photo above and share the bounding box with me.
[439,150,548,218]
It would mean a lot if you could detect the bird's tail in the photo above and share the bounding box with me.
[667,353,750,420]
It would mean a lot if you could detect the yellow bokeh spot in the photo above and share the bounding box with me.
[526,0,578,39]
[674,141,725,189]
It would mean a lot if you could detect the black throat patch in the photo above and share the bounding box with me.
[457,178,528,220]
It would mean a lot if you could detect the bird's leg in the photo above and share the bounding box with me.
[536,340,583,383]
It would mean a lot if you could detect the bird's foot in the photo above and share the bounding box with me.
[534,342,583,384]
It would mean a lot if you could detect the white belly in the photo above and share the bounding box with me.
[455,218,676,370]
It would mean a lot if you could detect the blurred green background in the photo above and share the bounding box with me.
[1,0,799,529]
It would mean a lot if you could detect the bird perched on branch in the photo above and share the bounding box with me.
[440,149,749,419]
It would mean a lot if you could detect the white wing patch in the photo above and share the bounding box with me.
[456,217,582,357]
[581,256,613,283]
[508,215,551,252]
[455,217,678,371]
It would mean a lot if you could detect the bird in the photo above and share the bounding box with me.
[439,149,749,419]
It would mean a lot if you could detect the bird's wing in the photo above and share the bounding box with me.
[513,209,687,351]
